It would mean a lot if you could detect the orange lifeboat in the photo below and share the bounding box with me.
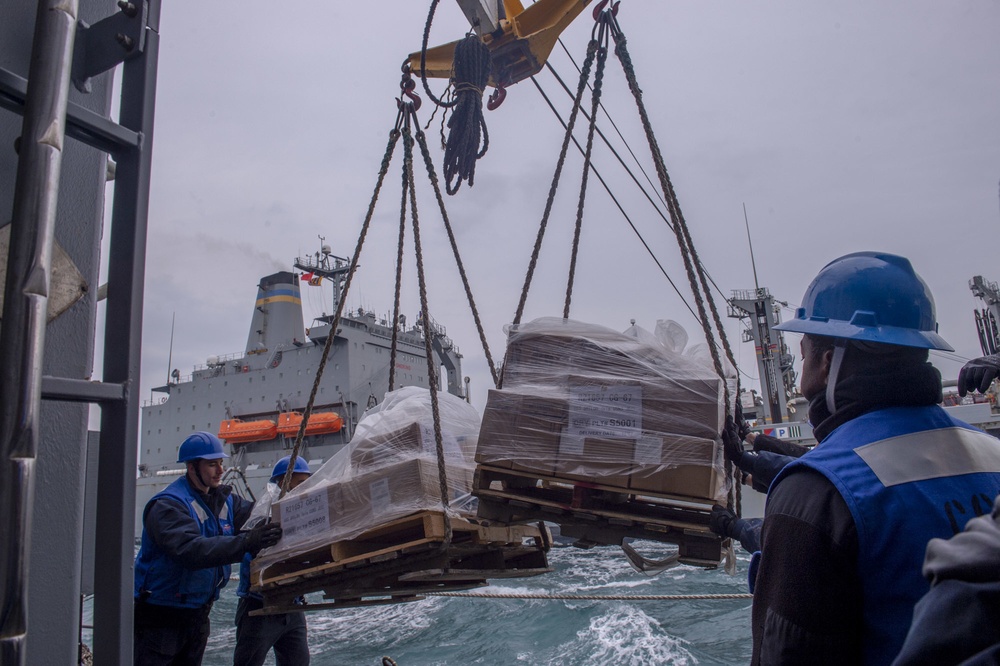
[217,419,278,444]
[277,411,344,437]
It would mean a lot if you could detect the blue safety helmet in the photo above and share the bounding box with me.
[271,455,311,483]
[774,251,953,351]
[176,431,229,463]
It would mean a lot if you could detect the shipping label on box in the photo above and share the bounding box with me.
[568,384,643,438]
[634,435,664,465]
[278,488,331,543]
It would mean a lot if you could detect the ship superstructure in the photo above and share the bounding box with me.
[135,244,465,536]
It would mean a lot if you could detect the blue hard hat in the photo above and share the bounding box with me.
[271,455,311,483]
[176,431,229,463]
[774,251,953,351]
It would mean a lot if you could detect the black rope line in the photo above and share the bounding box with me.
[388,126,410,393]
[507,38,599,347]
[279,121,402,498]
[414,123,501,387]
[527,75,699,323]
[564,17,610,318]
[543,57,734,311]
[608,16,742,516]
[401,114,454,550]
[419,0,458,109]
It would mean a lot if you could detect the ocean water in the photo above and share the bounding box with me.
[88,543,753,665]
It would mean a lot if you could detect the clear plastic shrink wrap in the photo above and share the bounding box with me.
[253,387,480,572]
[476,317,735,503]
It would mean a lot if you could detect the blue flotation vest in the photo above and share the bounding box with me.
[134,476,237,608]
[770,405,1000,665]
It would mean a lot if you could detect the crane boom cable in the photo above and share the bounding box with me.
[545,51,732,306]
[528,76,700,323]
[564,20,611,318]
[606,15,742,517]
[508,38,599,340]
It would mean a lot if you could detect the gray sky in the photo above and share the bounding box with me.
[129,1,1000,411]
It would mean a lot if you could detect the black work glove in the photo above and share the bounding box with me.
[722,416,743,464]
[734,401,751,441]
[245,522,282,556]
[709,505,738,539]
[958,355,1000,397]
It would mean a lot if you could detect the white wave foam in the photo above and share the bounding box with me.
[550,603,697,666]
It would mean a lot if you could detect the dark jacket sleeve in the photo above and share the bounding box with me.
[145,497,250,569]
[232,493,255,531]
[751,468,864,665]
[735,517,763,554]
[748,451,797,493]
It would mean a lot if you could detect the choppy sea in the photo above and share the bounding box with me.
[88,542,753,665]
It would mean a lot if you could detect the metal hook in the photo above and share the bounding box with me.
[592,0,620,21]
[487,85,507,111]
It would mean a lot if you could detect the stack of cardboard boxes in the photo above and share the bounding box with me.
[476,318,729,503]
[260,389,479,564]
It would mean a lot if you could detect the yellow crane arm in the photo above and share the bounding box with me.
[408,0,593,88]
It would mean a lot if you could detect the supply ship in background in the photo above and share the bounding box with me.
[134,243,467,537]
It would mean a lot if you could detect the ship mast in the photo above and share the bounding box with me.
[293,236,352,313]
[726,206,797,424]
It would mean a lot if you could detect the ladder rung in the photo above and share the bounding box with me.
[41,376,125,404]
[0,67,140,154]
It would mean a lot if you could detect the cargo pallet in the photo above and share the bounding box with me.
[250,510,552,613]
[473,465,723,567]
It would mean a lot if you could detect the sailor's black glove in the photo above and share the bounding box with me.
[734,401,751,441]
[709,505,738,539]
[246,522,283,556]
[722,417,748,469]
[958,354,1000,397]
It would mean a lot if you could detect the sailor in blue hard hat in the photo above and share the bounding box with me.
[133,432,283,665]
[748,252,1000,666]
[233,455,313,666]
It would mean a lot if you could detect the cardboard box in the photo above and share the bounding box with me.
[629,434,725,502]
[475,390,564,475]
[351,421,467,472]
[271,457,474,548]
[338,458,474,529]
[556,434,634,488]
[567,375,723,440]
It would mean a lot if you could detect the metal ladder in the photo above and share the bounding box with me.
[0,0,161,663]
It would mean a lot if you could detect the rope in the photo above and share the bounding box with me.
[528,75,700,324]
[606,16,743,518]
[401,117,454,551]
[278,117,402,498]
[419,0,458,109]
[388,140,410,393]
[564,19,610,318]
[429,592,752,601]
[442,35,491,195]
[414,123,501,387]
[507,38,599,353]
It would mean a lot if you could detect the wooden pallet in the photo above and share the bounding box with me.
[473,465,723,567]
[250,510,551,612]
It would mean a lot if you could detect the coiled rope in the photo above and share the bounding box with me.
[429,591,752,601]
[420,0,491,195]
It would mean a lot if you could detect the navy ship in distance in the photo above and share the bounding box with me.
[135,243,466,537]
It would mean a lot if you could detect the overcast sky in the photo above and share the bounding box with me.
[120,1,1000,413]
